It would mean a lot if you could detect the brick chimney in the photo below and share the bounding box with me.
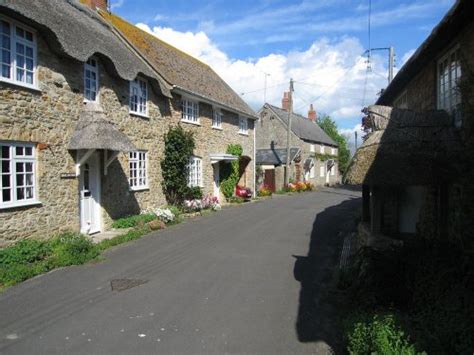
[308,104,317,122]
[281,91,292,111]
[81,0,109,11]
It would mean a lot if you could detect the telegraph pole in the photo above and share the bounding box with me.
[284,78,294,187]
[388,46,394,83]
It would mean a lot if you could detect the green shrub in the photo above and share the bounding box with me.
[184,186,202,200]
[111,214,156,229]
[220,144,243,199]
[165,205,183,225]
[346,313,423,355]
[0,239,51,265]
[48,232,99,267]
[98,226,150,250]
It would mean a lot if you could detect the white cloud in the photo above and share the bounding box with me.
[110,0,124,10]
[135,23,387,125]
[339,123,364,155]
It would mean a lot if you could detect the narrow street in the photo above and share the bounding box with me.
[0,188,361,355]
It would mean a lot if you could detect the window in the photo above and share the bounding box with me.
[320,145,325,154]
[84,57,98,101]
[129,78,147,116]
[331,147,336,155]
[239,117,248,135]
[129,151,147,190]
[187,156,202,187]
[319,165,325,177]
[182,99,199,124]
[310,144,315,153]
[438,46,462,126]
[1,142,37,208]
[310,165,315,179]
[212,108,222,129]
[1,18,36,88]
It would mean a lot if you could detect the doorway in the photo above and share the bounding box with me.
[79,151,101,234]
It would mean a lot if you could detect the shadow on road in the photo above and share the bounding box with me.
[293,194,361,353]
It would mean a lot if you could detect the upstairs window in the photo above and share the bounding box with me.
[438,46,462,126]
[129,151,147,190]
[239,117,248,135]
[187,156,202,187]
[331,147,336,155]
[1,19,36,88]
[84,57,98,101]
[310,144,315,153]
[1,142,37,208]
[320,145,325,154]
[212,108,223,129]
[130,78,147,116]
[182,99,199,124]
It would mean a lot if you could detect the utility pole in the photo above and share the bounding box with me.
[388,46,394,83]
[284,78,294,187]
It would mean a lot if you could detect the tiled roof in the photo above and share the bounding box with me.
[256,148,301,166]
[100,12,257,118]
[264,104,338,147]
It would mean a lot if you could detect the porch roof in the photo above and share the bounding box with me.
[256,148,300,166]
[209,154,238,163]
[69,103,136,152]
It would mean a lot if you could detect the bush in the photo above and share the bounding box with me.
[184,186,203,200]
[220,144,243,199]
[227,196,244,204]
[0,239,51,265]
[346,313,423,355]
[48,232,99,266]
[112,214,156,229]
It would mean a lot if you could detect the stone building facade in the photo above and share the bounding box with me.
[0,0,256,246]
[256,99,339,191]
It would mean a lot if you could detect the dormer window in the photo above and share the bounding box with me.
[0,18,36,88]
[130,78,148,116]
[84,57,99,102]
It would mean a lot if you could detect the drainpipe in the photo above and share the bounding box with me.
[253,117,257,198]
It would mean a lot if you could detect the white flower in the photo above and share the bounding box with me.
[154,208,175,223]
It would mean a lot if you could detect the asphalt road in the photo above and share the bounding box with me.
[0,187,361,355]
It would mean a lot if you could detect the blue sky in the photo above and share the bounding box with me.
[111,0,454,144]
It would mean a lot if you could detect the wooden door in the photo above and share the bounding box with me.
[264,169,276,192]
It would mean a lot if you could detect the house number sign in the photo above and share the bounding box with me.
[60,173,77,179]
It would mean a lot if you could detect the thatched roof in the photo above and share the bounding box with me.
[344,105,463,185]
[262,104,338,147]
[100,11,257,119]
[0,0,171,97]
[69,102,136,151]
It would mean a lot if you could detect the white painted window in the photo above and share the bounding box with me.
[129,151,147,190]
[319,145,325,154]
[319,165,325,177]
[239,117,248,135]
[129,78,148,116]
[0,18,36,88]
[212,108,222,129]
[84,57,99,102]
[331,147,336,155]
[310,165,315,179]
[310,144,315,153]
[1,142,37,208]
[187,156,202,187]
[181,99,199,124]
[437,46,462,126]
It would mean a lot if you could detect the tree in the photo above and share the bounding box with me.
[318,115,350,174]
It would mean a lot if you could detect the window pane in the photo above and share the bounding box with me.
[15,146,23,156]
[2,174,10,187]
[1,64,10,78]
[25,173,33,186]
[1,146,9,159]
[16,173,24,187]
[16,68,24,82]
[17,187,24,200]
[26,187,33,199]
[2,188,11,202]
[1,160,9,173]
[1,21,10,35]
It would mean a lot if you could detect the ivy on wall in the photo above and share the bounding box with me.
[312,153,338,162]
[160,125,196,205]
[220,144,243,199]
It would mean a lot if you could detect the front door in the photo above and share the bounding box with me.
[79,152,101,234]
[213,163,220,199]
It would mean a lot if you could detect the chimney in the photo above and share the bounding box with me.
[281,91,292,111]
[81,0,109,11]
[308,104,317,122]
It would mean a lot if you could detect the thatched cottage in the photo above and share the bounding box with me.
[345,0,473,246]
[0,0,257,246]
[256,95,339,191]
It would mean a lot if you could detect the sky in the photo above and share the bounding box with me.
[111,0,454,149]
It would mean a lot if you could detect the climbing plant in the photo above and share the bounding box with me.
[160,125,195,205]
[220,144,243,199]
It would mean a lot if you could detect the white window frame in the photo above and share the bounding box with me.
[84,57,99,102]
[239,117,248,135]
[1,141,39,209]
[310,144,315,153]
[181,98,200,124]
[437,46,462,126]
[129,78,148,117]
[319,165,325,177]
[331,147,336,155]
[0,16,38,90]
[319,145,325,154]
[187,156,202,188]
[212,107,223,129]
[129,151,148,191]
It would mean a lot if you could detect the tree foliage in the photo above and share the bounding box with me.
[318,115,351,174]
[220,144,243,199]
[160,125,196,205]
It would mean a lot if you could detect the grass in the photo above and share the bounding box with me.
[111,213,156,229]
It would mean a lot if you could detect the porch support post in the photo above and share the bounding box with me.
[75,149,95,176]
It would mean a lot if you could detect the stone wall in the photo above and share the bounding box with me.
[0,27,255,246]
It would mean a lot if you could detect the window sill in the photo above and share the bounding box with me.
[0,200,42,210]
[0,78,41,93]
[238,132,249,136]
[130,111,150,119]
[212,126,223,130]
[181,119,201,126]
[129,186,149,192]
